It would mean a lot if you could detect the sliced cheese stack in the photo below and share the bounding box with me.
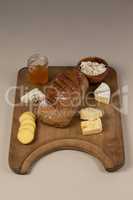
[80,107,103,136]
[17,112,36,144]
[94,82,111,104]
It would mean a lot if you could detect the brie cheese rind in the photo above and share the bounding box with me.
[21,88,45,104]
[80,118,103,135]
[79,107,103,121]
[94,82,111,104]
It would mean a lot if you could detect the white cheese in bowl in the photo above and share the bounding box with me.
[80,61,107,76]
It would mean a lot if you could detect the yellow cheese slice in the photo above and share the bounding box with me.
[17,130,34,144]
[20,115,35,124]
[19,125,35,133]
[19,112,36,123]
[21,119,36,129]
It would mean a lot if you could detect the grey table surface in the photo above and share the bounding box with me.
[0,0,131,200]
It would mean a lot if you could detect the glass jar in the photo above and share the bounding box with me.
[27,54,48,85]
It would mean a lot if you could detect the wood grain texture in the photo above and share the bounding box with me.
[9,66,125,174]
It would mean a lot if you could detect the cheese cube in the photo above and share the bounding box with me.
[79,107,103,121]
[80,118,102,135]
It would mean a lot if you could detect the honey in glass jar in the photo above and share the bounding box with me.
[27,54,48,85]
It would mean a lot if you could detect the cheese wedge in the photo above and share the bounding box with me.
[21,88,45,104]
[94,82,111,104]
[79,107,103,121]
[80,118,102,135]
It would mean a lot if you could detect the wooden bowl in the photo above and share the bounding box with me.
[77,57,110,84]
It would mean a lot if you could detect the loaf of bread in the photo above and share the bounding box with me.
[38,69,89,127]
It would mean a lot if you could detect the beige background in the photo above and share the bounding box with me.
[0,0,131,199]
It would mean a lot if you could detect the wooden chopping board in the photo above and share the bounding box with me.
[9,66,125,174]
